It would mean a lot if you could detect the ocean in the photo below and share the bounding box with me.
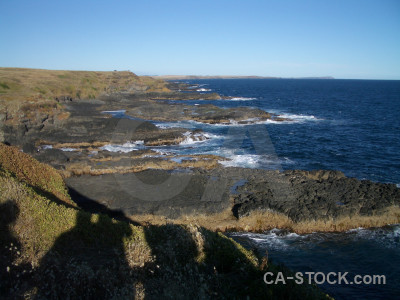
[154,79,400,185]
[160,79,400,300]
[228,225,400,300]
[107,78,400,299]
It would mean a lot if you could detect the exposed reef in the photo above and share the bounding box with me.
[65,168,400,233]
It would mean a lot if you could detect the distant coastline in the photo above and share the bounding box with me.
[154,75,335,80]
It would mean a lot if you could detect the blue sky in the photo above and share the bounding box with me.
[1,0,399,79]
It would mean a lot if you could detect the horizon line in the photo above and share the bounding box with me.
[149,74,400,81]
[1,66,399,81]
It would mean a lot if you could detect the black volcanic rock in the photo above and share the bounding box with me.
[3,90,399,229]
[65,167,400,224]
[233,169,400,222]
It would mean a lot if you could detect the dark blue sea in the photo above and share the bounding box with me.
[155,79,400,185]
[106,79,400,299]
[161,79,400,300]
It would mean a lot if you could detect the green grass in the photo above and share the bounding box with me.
[0,82,10,89]
[0,144,74,206]
[57,74,70,79]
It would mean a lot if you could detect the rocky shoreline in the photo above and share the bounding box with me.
[64,168,400,233]
[1,76,399,233]
[1,142,331,299]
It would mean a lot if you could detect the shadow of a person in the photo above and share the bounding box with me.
[34,210,134,299]
[142,224,202,300]
[141,224,277,300]
[0,200,21,297]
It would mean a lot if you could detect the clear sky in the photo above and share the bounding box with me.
[1,0,399,79]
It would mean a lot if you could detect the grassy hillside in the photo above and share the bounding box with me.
[0,67,170,102]
[0,143,330,299]
[0,67,171,128]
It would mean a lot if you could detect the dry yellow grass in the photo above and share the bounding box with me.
[37,141,109,148]
[0,67,171,126]
[128,205,400,234]
[62,157,221,178]
[289,207,400,233]
[0,67,170,102]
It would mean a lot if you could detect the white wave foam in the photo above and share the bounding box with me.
[154,124,168,129]
[236,112,325,125]
[155,113,322,129]
[219,152,282,168]
[190,119,258,127]
[262,119,293,124]
[220,154,261,168]
[154,121,197,129]
[278,113,324,122]
[232,225,400,255]
[180,131,220,145]
[230,232,290,250]
[346,227,365,233]
[394,225,400,235]
[154,119,268,128]
[101,109,126,114]
[180,132,205,145]
[286,232,301,238]
[152,149,173,155]
[100,141,144,153]
[203,132,222,139]
[60,148,78,152]
[346,225,400,249]
[197,88,212,92]
[282,157,296,165]
[205,118,285,126]
[215,148,295,168]
[229,97,257,101]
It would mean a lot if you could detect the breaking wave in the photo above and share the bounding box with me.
[228,97,257,101]
[100,141,144,153]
